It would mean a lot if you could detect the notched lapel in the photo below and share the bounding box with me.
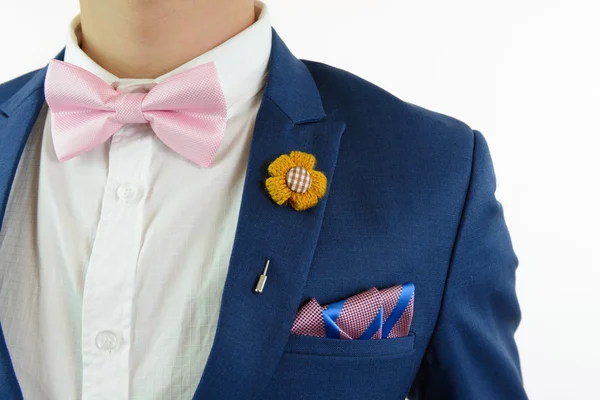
[195,100,346,400]
[193,30,346,400]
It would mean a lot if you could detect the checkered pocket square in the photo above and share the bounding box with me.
[290,283,415,340]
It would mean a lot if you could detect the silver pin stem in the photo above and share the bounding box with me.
[254,259,270,293]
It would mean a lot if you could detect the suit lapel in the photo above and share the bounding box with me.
[192,31,345,399]
[0,65,51,233]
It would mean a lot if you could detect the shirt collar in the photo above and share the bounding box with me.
[63,1,272,117]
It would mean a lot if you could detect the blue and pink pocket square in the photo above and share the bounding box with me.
[291,283,415,340]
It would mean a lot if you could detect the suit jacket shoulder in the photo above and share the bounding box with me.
[302,59,476,184]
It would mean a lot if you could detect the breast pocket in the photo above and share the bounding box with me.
[263,333,420,400]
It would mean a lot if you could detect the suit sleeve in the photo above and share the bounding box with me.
[409,130,528,399]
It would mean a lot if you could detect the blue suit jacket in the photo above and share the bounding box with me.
[0,30,527,399]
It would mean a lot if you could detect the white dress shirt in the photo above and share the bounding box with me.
[0,2,271,399]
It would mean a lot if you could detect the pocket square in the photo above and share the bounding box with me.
[291,283,415,340]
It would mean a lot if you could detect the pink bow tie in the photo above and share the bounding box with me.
[44,59,227,167]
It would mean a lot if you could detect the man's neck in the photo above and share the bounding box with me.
[78,0,256,79]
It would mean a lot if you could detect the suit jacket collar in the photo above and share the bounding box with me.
[0,29,345,400]
[0,59,49,119]
[262,31,326,124]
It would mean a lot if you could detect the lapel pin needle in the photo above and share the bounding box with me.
[254,259,270,294]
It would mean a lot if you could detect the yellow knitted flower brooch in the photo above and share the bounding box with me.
[265,151,327,211]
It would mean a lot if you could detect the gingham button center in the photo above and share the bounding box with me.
[286,166,312,193]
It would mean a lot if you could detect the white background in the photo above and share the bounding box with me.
[1,0,599,398]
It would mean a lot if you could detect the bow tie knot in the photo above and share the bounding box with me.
[112,92,148,124]
[44,59,228,167]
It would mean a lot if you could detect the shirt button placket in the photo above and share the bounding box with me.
[81,124,151,400]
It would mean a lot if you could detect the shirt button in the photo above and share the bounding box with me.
[95,331,120,351]
[116,183,139,202]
